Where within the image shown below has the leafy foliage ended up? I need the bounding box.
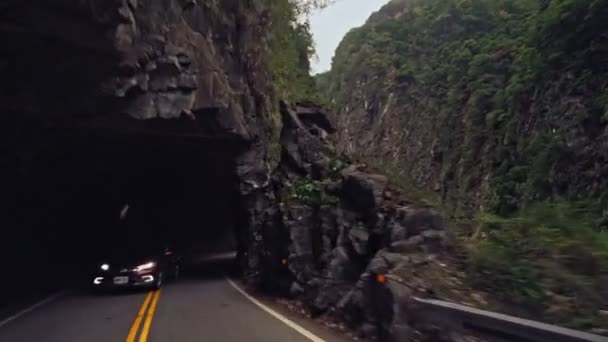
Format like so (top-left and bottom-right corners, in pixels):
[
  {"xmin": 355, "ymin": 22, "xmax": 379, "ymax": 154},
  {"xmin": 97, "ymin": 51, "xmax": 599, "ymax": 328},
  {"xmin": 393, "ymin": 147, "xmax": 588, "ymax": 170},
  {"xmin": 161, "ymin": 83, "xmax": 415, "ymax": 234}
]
[
  {"xmin": 467, "ymin": 202, "xmax": 608, "ymax": 327},
  {"xmin": 267, "ymin": 0, "xmax": 333, "ymax": 102},
  {"xmin": 288, "ymin": 178, "xmax": 338, "ymax": 206}
]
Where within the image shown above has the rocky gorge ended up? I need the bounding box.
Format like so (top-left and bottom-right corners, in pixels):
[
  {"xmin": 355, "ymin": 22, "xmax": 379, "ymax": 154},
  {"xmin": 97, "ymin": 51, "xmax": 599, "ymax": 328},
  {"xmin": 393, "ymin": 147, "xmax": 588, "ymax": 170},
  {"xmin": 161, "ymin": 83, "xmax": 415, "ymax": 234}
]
[
  {"xmin": 2, "ymin": 0, "xmax": 607, "ymax": 341},
  {"xmin": 0, "ymin": 0, "xmax": 469, "ymax": 340}
]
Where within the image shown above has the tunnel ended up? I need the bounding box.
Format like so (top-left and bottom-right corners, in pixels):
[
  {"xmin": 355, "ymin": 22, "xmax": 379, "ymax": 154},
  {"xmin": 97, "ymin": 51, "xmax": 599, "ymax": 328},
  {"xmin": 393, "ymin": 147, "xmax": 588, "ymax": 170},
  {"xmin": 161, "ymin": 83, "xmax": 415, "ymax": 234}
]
[
  {"xmin": 1, "ymin": 114, "xmax": 250, "ymax": 296},
  {"xmin": 0, "ymin": 1, "xmax": 282, "ymax": 302}
]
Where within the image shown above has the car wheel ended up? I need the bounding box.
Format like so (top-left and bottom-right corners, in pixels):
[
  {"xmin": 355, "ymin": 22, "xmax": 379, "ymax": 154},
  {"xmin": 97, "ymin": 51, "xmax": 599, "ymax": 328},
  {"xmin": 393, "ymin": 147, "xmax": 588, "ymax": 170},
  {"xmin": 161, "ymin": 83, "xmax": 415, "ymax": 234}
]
[{"xmin": 154, "ymin": 272, "xmax": 163, "ymax": 289}]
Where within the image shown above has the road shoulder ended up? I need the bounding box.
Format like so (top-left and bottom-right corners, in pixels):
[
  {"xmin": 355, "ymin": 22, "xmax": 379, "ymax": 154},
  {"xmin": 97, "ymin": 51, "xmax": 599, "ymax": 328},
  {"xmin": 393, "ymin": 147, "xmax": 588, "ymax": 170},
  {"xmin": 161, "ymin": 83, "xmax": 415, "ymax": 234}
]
[{"xmin": 229, "ymin": 278, "xmax": 357, "ymax": 342}]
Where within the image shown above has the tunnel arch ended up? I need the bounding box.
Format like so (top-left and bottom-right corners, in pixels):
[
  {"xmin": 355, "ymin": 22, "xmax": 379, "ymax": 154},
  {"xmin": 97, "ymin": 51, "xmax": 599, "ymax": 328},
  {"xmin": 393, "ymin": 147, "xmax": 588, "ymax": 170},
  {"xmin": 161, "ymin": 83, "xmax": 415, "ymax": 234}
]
[
  {"xmin": 0, "ymin": 0, "xmax": 279, "ymax": 296},
  {"xmin": 11, "ymin": 116, "xmax": 252, "ymax": 285}
]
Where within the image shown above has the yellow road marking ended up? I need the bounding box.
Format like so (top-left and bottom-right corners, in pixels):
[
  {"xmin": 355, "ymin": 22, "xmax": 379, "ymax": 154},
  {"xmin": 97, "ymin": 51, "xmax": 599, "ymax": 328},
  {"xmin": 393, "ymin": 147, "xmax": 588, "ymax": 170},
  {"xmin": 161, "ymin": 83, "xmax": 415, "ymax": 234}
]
[
  {"xmin": 126, "ymin": 291, "xmax": 153, "ymax": 342},
  {"xmin": 138, "ymin": 290, "xmax": 161, "ymax": 342}
]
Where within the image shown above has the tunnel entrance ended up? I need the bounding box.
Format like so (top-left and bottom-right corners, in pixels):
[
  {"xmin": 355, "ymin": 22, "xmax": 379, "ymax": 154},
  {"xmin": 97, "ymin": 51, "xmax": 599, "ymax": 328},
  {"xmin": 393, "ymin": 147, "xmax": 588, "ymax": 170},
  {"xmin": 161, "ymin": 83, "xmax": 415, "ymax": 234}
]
[{"xmin": 5, "ymin": 117, "xmax": 248, "ymax": 293}]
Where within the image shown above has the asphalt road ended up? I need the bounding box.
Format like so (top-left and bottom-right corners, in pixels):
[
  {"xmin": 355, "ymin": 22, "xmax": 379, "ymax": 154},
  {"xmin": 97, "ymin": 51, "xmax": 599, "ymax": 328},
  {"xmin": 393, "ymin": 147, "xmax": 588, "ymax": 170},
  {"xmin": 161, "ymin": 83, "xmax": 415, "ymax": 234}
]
[{"xmin": 0, "ymin": 255, "xmax": 349, "ymax": 342}]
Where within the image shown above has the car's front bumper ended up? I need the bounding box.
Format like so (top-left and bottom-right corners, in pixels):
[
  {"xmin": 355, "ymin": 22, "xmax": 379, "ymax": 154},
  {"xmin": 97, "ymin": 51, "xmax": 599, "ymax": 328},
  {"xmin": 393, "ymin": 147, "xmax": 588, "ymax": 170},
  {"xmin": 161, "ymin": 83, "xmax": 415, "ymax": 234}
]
[{"xmin": 92, "ymin": 272, "xmax": 157, "ymax": 288}]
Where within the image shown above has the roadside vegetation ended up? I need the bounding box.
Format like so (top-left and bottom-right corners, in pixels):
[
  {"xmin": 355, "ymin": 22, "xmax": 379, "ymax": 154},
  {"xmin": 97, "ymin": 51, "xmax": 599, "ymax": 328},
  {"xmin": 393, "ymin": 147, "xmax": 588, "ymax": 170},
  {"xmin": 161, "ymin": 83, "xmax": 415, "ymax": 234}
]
[
  {"xmin": 465, "ymin": 202, "xmax": 608, "ymax": 330},
  {"xmin": 264, "ymin": 0, "xmax": 334, "ymax": 163},
  {"xmin": 267, "ymin": 0, "xmax": 334, "ymax": 103}
]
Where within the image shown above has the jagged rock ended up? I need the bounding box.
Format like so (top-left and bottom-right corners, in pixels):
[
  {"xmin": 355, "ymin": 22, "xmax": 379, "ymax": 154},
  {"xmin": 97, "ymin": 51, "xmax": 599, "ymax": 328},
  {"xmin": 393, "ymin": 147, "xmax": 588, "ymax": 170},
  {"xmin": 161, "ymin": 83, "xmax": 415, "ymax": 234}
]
[
  {"xmin": 319, "ymin": 205, "xmax": 338, "ymax": 261},
  {"xmin": 290, "ymin": 282, "xmax": 305, "ymax": 296},
  {"xmin": 389, "ymin": 324, "xmax": 412, "ymax": 341},
  {"xmin": 312, "ymin": 285, "xmax": 347, "ymax": 314},
  {"xmin": 311, "ymin": 156, "xmax": 332, "ymax": 180},
  {"xmin": 349, "ymin": 224, "xmax": 370, "ymax": 256},
  {"xmin": 279, "ymin": 100, "xmax": 331, "ymax": 176},
  {"xmin": 379, "ymin": 281, "xmax": 415, "ymax": 339},
  {"xmin": 396, "ymin": 207, "xmax": 447, "ymax": 236},
  {"xmin": 421, "ymin": 229, "xmax": 445, "ymax": 239},
  {"xmin": 272, "ymin": 102, "xmax": 453, "ymax": 340},
  {"xmin": 341, "ymin": 169, "xmax": 388, "ymax": 220},
  {"xmin": 295, "ymin": 102, "xmax": 336, "ymax": 133},
  {"xmin": 286, "ymin": 206, "xmax": 316, "ymax": 281},
  {"xmin": 383, "ymin": 252, "xmax": 410, "ymax": 268},
  {"xmin": 326, "ymin": 180, "xmax": 343, "ymax": 195},
  {"xmin": 360, "ymin": 323, "xmax": 379, "ymax": 340},
  {"xmin": 388, "ymin": 220, "xmax": 408, "ymax": 242},
  {"xmin": 368, "ymin": 254, "xmax": 389, "ymax": 275},
  {"xmin": 389, "ymin": 235, "xmax": 425, "ymax": 253},
  {"xmin": 306, "ymin": 278, "xmax": 324, "ymax": 288},
  {"xmin": 327, "ymin": 246, "xmax": 358, "ymax": 282}
]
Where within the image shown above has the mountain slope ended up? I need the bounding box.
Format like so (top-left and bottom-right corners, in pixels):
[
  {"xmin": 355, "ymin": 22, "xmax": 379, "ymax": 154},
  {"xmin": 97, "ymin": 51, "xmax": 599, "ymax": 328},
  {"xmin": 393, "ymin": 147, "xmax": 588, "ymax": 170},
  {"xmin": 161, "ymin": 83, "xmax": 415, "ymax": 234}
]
[{"xmin": 319, "ymin": 0, "xmax": 608, "ymax": 217}]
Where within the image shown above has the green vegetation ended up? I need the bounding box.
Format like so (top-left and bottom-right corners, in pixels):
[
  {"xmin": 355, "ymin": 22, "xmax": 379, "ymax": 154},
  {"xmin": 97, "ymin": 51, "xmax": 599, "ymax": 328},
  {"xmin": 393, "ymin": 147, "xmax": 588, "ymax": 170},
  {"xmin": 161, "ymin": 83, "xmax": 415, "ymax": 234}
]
[
  {"xmin": 287, "ymin": 158, "xmax": 344, "ymax": 206},
  {"xmin": 317, "ymin": 0, "xmax": 608, "ymax": 329},
  {"xmin": 288, "ymin": 178, "xmax": 338, "ymax": 206},
  {"xmin": 467, "ymin": 202, "xmax": 608, "ymax": 328},
  {"xmin": 267, "ymin": 0, "xmax": 333, "ymax": 102},
  {"xmin": 264, "ymin": 0, "xmax": 333, "ymax": 164},
  {"xmin": 318, "ymin": 0, "xmax": 608, "ymax": 214}
]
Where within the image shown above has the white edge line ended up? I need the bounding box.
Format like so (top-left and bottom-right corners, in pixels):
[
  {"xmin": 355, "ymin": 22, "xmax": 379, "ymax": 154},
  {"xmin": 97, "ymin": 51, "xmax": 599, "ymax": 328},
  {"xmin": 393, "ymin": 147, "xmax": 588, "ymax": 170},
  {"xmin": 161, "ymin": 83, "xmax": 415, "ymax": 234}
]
[
  {"xmin": 0, "ymin": 291, "xmax": 65, "ymax": 328},
  {"xmin": 225, "ymin": 277, "xmax": 325, "ymax": 342}
]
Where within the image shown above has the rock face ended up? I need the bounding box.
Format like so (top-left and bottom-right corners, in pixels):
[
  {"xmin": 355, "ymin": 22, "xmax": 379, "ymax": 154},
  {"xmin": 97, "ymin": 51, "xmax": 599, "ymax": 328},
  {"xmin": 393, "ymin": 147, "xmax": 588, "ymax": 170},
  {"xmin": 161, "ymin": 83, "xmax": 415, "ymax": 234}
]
[
  {"xmin": 1, "ymin": 0, "xmax": 273, "ymax": 162},
  {"xmin": 270, "ymin": 102, "xmax": 452, "ymax": 340}
]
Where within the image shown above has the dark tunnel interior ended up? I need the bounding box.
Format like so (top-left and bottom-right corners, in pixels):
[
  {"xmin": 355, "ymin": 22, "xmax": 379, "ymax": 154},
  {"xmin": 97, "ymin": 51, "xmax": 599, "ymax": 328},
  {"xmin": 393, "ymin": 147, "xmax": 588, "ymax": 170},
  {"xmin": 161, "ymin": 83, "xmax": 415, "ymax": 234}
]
[
  {"xmin": 2, "ymin": 126, "xmax": 246, "ymax": 295},
  {"xmin": 0, "ymin": 5, "xmax": 253, "ymax": 303}
]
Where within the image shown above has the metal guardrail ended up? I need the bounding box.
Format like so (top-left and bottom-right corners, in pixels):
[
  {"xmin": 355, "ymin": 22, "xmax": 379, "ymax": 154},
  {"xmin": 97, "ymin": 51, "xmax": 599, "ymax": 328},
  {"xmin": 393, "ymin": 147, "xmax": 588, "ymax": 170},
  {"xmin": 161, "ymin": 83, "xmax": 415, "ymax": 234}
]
[
  {"xmin": 377, "ymin": 274, "xmax": 607, "ymax": 342},
  {"xmin": 413, "ymin": 297, "xmax": 607, "ymax": 342}
]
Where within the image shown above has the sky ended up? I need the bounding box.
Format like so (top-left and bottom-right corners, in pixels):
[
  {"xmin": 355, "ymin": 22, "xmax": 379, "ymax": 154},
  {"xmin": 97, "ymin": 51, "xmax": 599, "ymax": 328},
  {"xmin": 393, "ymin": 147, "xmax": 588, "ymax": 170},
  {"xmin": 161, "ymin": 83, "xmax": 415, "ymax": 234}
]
[{"xmin": 309, "ymin": 0, "xmax": 391, "ymax": 74}]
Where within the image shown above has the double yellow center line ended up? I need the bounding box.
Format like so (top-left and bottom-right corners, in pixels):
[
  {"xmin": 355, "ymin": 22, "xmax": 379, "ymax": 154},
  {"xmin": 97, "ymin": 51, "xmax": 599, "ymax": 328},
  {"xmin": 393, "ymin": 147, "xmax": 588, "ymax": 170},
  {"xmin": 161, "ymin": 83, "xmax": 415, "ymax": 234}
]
[{"xmin": 126, "ymin": 290, "xmax": 161, "ymax": 342}]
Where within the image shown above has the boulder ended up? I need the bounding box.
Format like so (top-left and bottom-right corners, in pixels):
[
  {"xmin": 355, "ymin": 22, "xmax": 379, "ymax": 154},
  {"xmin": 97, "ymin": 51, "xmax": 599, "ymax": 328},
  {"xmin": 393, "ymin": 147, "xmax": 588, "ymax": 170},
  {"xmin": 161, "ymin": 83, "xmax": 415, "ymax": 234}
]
[
  {"xmin": 380, "ymin": 251, "xmax": 410, "ymax": 268},
  {"xmin": 311, "ymin": 285, "xmax": 347, "ymax": 314},
  {"xmin": 421, "ymin": 230, "xmax": 448, "ymax": 253},
  {"xmin": 349, "ymin": 224, "xmax": 370, "ymax": 256},
  {"xmin": 388, "ymin": 220, "xmax": 408, "ymax": 242},
  {"xmin": 295, "ymin": 102, "xmax": 336, "ymax": 133},
  {"xmin": 396, "ymin": 207, "xmax": 448, "ymax": 237},
  {"xmin": 389, "ymin": 235, "xmax": 424, "ymax": 253},
  {"xmin": 367, "ymin": 253, "xmax": 389, "ymax": 275},
  {"xmin": 341, "ymin": 169, "xmax": 388, "ymax": 219},
  {"xmin": 311, "ymin": 156, "xmax": 332, "ymax": 180},
  {"xmin": 290, "ymin": 282, "xmax": 305, "ymax": 296},
  {"xmin": 286, "ymin": 206, "xmax": 316, "ymax": 281},
  {"xmin": 327, "ymin": 246, "xmax": 357, "ymax": 281},
  {"xmin": 360, "ymin": 323, "xmax": 379, "ymax": 340}
]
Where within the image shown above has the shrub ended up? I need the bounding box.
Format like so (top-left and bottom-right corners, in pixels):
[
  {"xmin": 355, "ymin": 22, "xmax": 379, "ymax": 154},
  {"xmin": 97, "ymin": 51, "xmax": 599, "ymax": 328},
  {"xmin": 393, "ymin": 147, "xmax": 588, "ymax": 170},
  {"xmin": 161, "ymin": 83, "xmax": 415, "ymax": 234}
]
[
  {"xmin": 289, "ymin": 179, "xmax": 337, "ymax": 206},
  {"xmin": 467, "ymin": 202, "xmax": 608, "ymax": 323}
]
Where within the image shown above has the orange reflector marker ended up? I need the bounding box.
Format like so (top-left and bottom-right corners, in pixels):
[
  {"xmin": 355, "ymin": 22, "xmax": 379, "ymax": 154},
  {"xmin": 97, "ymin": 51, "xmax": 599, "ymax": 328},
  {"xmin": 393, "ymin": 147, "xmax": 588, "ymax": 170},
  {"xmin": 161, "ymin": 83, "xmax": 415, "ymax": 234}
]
[
  {"xmin": 281, "ymin": 259, "xmax": 288, "ymax": 265},
  {"xmin": 376, "ymin": 274, "xmax": 386, "ymax": 284}
]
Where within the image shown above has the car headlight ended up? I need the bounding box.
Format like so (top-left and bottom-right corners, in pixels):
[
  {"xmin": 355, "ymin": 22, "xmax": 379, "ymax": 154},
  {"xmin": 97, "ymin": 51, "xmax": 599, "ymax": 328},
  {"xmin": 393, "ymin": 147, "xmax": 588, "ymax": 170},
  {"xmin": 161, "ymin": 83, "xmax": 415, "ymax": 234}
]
[
  {"xmin": 100, "ymin": 264, "xmax": 110, "ymax": 271},
  {"xmin": 134, "ymin": 261, "xmax": 156, "ymax": 273}
]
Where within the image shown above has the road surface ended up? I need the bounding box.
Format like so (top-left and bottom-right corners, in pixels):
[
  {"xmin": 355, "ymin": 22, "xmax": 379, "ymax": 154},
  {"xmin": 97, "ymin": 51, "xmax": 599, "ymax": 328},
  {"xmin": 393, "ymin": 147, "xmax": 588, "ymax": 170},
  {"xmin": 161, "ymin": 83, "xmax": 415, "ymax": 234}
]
[{"xmin": 0, "ymin": 255, "xmax": 349, "ymax": 342}]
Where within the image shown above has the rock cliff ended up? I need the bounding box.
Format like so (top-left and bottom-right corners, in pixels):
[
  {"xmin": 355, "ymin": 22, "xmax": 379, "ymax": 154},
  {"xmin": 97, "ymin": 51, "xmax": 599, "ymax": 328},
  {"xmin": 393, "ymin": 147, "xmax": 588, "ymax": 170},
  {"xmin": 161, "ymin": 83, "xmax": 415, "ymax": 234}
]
[
  {"xmin": 269, "ymin": 102, "xmax": 456, "ymax": 340},
  {"xmin": 318, "ymin": 0, "xmax": 608, "ymax": 217}
]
